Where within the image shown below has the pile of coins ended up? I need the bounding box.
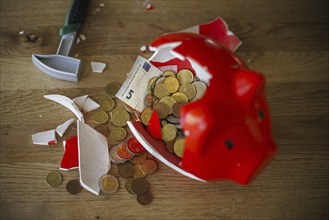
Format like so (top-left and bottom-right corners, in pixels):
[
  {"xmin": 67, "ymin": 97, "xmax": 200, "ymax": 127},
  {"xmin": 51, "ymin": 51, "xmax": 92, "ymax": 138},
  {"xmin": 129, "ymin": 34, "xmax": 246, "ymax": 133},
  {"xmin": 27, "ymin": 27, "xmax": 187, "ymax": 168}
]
[{"xmin": 140, "ymin": 69, "xmax": 207, "ymax": 158}]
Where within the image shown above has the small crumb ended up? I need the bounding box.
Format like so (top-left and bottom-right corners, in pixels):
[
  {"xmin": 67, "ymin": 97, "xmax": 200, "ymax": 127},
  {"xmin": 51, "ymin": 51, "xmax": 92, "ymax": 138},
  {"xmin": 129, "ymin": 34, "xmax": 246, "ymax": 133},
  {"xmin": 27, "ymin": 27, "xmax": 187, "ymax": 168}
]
[
  {"xmin": 19, "ymin": 30, "xmax": 24, "ymax": 35},
  {"xmin": 143, "ymin": 1, "xmax": 154, "ymax": 10},
  {"xmin": 100, "ymin": 3, "xmax": 105, "ymax": 7},
  {"xmin": 79, "ymin": 34, "xmax": 87, "ymax": 41},
  {"xmin": 76, "ymin": 37, "xmax": 81, "ymax": 44},
  {"xmin": 140, "ymin": 45, "xmax": 149, "ymax": 53},
  {"xmin": 91, "ymin": 61, "xmax": 106, "ymax": 73},
  {"xmin": 96, "ymin": 8, "xmax": 101, "ymax": 12},
  {"xmin": 74, "ymin": 53, "xmax": 82, "ymax": 58},
  {"xmin": 25, "ymin": 33, "xmax": 39, "ymax": 42}
]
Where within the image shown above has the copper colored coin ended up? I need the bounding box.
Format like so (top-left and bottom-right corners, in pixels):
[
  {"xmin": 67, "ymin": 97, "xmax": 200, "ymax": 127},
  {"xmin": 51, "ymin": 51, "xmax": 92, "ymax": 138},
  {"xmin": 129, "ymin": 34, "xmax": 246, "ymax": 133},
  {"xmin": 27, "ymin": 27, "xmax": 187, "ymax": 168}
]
[
  {"xmin": 166, "ymin": 141, "xmax": 175, "ymax": 153},
  {"xmin": 117, "ymin": 162, "xmax": 134, "ymax": 179},
  {"xmin": 144, "ymin": 93, "xmax": 154, "ymax": 107},
  {"xmin": 131, "ymin": 179, "xmax": 148, "ymax": 195},
  {"xmin": 141, "ymin": 159, "xmax": 157, "ymax": 175},
  {"xmin": 137, "ymin": 191, "xmax": 153, "ymax": 205},
  {"xmin": 94, "ymin": 124, "xmax": 108, "ymax": 137},
  {"xmin": 66, "ymin": 179, "xmax": 82, "ymax": 194},
  {"xmin": 130, "ymin": 152, "xmax": 148, "ymax": 164}
]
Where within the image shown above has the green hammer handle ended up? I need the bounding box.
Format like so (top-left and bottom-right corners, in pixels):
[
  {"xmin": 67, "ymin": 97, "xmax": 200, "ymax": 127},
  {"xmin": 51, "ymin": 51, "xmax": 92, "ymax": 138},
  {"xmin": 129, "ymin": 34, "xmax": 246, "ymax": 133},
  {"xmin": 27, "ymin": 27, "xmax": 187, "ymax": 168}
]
[{"xmin": 60, "ymin": 0, "xmax": 89, "ymax": 37}]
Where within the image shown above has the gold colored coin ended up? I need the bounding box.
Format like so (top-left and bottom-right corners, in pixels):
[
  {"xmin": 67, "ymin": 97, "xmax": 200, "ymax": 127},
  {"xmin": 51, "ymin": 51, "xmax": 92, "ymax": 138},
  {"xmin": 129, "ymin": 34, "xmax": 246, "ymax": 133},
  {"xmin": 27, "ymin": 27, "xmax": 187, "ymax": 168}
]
[
  {"xmin": 100, "ymin": 174, "xmax": 119, "ymax": 194},
  {"xmin": 111, "ymin": 127, "xmax": 127, "ymax": 141},
  {"xmin": 94, "ymin": 109, "xmax": 109, "ymax": 125},
  {"xmin": 105, "ymin": 82, "xmax": 121, "ymax": 98},
  {"xmin": 174, "ymin": 138, "xmax": 185, "ymax": 158},
  {"xmin": 125, "ymin": 178, "xmax": 135, "ymax": 195},
  {"xmin": 191, "ymin": 81, "xmax": 207, "ymax": 101},
  {"xmin": 153, "ymin": 102, "xmax": 170, "ymax": 119},
  {"xmin": 134, "ymin": 164, "xmax": 147, "ymax": 179},
  {"xmin": 164, "ymin": 76, "xmax": 180, "ymax": 93},
  {"xmin": 161, "ymin": 120, "xmax": 168, "ymax": 126},
  {"xmin": 155, "ymin": 76, "xmax": 166, "ymax": 86},
  {"xmin": 154, "ymin": 84, "xmax": 169, "ymax": 99},
  {"xmin": 177, "ymin": 69, "xmax": 194, "ymax": 84},
  {"xmin": 46, "ymin": 171, "xmax": 62, "ymax": 187},
  {"xmin": 148, "ymin": 77, "xmax": 158, "ymax": 92},
  {"xmin": 161, "ymin": 124, "xmax": 177, "ymax": 142},
  {"xmin": 159, "ymin": 96, "xmax": 176, "ymax": 114},
  {"xmin": 171, "ymin": 92, "xmax": 188, "ymax": 104},
  {"xmin": 162, "ymin": 70, "xmax": 176, "ymax": 77},
  {"xmin": 141, "ymin": 107, "xmax": 153, "ymax": 126},
  {"xmin": 98, "ymin": 96, "xmax": 115, "ymax": 112},
  {"xmin": 111, "ymin": 108, "xmax": 130, "ymax": 127},
  {"xmin": 179, "ymin": 84, "xmax": 196, "ymax": 100}
]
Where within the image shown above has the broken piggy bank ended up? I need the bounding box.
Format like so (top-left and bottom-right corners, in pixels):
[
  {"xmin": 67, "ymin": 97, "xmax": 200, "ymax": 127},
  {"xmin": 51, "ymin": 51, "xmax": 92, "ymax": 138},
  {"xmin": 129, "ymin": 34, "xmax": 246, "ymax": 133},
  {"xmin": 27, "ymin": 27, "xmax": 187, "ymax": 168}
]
[{"xmin": 128, "ymin": 18, "xmax": 278, "ymax": 185}]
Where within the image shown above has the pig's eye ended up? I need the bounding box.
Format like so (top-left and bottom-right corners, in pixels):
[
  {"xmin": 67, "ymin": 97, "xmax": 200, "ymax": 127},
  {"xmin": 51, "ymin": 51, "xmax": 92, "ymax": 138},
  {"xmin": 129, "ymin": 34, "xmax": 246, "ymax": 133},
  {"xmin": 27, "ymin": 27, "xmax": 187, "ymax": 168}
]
[
  {"xmin": 258, "ymin": 109, "xmax": 265, "ymax": 121},
  {"xmin": 225, "ymin": 140, "xmax": 234, "ymax": 149}
]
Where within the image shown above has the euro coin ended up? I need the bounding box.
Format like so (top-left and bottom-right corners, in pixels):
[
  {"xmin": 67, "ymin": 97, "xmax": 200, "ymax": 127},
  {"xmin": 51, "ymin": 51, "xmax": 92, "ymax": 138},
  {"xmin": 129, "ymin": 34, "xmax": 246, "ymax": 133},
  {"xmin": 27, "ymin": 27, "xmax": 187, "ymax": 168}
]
[
  {"xmin": 191, "ymin": 81, "xmax": 207, "ymax": 101},
  {"xmin": 172, "ymin": 102, "xmax": 184, "ymax": 117},
  {"xmin": 141, "ymin": 159, "xmax": 157, "ymax": 175},
  {"xmin": 174, "ymin": 138, "xmax": 185, "ymax": 158},
  {"xmin": 161, "ymin": 124, "xmax": 177, "ymax": 142},
  {"xmin": 111, "ymin": 108, "xmax": 130, "ymax": 127},
  {"xmin": 111, "ymin": 127, "xmax": 127, "ymax": 141},
  {"xmin": 153, "ymin": 102, "xmax": 170, "ymax": 119},
  {"xmin": 130, "ymin": 152, "xmax": 148, "ymax": 164},
  {"xmin": 148, "ymin": 77, "xmax": 158, "ymax": 92},
  {"xmin": 66, "ymin": 179, "xmax": 82, "ymax": 194},
  {"xmin": 109, "ymin": 145, "xmax": 126, "ymax": 164},
  {"xmin": 126, "ymin": 137, "xmax": 146, "ymax": 155},
  {"xmin": 94, "ymin": 124, "xmax": 108, "ymax": 137},
  {"xmin": 137, "ymin": 191, "xmax": 153, "ymax": 205},
  {"xmin": 94, "ymin": 109, "xmax": 109, "ymax": 125},
  {"xmin": 105, "ymin": 82, "xmax": 121, "ymax": 98},
  {"xmin": 159, "ymin": 96, "xmax": 176, "ymax": 114},
  {"xmin": 100, "ymin": 174, "xmax": 119, "ymax": 194},
  {"xmin": 117, "ymin": 162, "xmax": 134, "ymax": 179},
  {"xmin": 144, "ymin": 93, "xmax": 154, "ymax": 107},
  {"xmin": 171, "ymin": 92, "xmax": 188, "ymax": 104},
  {"xmin": 166, "ymin": 115, "xmax": 180, "ymax": 124},
  {"xmin": 141, "ymin": 107, "xmax": 153, "ymax": 126},
  {"xmin": 98, "ymin": 96, "xmax": 115, "ymax": 112},
  {"xmin": 131, "ymin": 179, "xmax": 148, "ymax": 195},
  {"xmin": 155, "ymin": 76, "xmax": 166, "ymax": 86},
  {"xmin": 164, "ymin": 76, "xmax": 179, "ymax": 93},
  {"xmin": 166, "ymin": 141, "xmax": 175, "ymax": 153},
  {"xmin": 162, "ymin": 70, "xmax": 176, "ymax": 77},
  {"xmin": 125, "ymin": 178, "xmax": 135, "ymax": 195},
  {"xmin": 154, "ymin": 84, "xmax": 169, "ymax": 99},
  {"xmin": 134, "ymin": 164, "xmax": 147, "ymax": 179},
  {"xmin": 46, "ymin": 171, "xmax": 62, "ymax": 187},
  {"xmin": 179, "ymin": 84, "xmax": 196, "ymax": 100},
  {"xmin": 177, "ymin": 69, "xmax": 194, "ymax": 84},
  {"xmin": 116, "ymin": 143, "xmax": 134, "ymax": 160}
]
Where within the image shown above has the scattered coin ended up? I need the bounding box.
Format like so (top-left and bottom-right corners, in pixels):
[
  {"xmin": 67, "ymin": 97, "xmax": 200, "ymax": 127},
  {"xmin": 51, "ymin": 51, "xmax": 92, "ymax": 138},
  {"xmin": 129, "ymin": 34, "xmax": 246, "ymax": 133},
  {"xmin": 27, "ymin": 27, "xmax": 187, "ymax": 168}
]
[
  {"xmin": 46, "ymin": 171, "xmax": 62, "ymax": 187},
  {"xmin": 111, "ymin": 108, "xmax": 130, "ymax": 127},
  {"xmin": 144, "ymin": 93, "xmax": 154, "ymax": 107},
  {"xmin": 177, "ymin": 69, "xmax": 194, "ymax": 84},
  {"xmin": 66, "ymin": 179, "xmax": 82, "ymax": 194},
  {"xmin": 126, "ymin": 137, "xmax": 146, "ymax": 155},
  {"xmin": 141, "ymin": 159, "xmax": 158, "ymax": 175},
  {"xmin": 116, "ymin": 143, "xmax": 134, "ymax": 160},
  {"xmin": 161, "ymin": 124, "xmax": 177, "ymax": 142},
  {"xmin": 179, "ymin": 83, "xmax": 196, "ymax": 100},
  {"xmin": 134, "ymin": 164, "xmax": 147, "ymax": 179},
  {"xmin": 164, "ymin": 76, "xmax": 179, "ymax": 93},
  {"xmin": 155, "ymin": 76, "xmax": 166, "ymax": 86},
  {"xmin": 172, "ymin": 102, "xmax": 184, "ymax": 117},
  {"xmin": 174, "ymin": 138, "xmax": 185, "ymax": 158},
  {"xmin": 137, "ymin": 191, "xmax": 153, "ymax": 205},
  {"xmin": 153, "ymin": 102, "xmax": 170, "ymax": 119},
  {"xmin": 166, "ymin": 141, "xmax": 175, "ymax": 153},
  {"xmin": 125, "ymin": 179, "xmax": 135, "ymax": 195},
  {"xmin": 141, "ymin": 107, "xmax": 153, "ymax": 126},
  {"xmin": 131, "ymin": 179, "xmax": 148, "ymax": 195},
  {"xmin": 94, "ymin": 109, "xmax": 109, "ymax": 124},
  {"xmin": 105, "ymin": 82, "xmax": 121, "ymax": 98},
  {"xmin": 110, "ymin": 145, "xmax": 126, "ymax": 164},
  {"xmin": 147, "ymin": 77, "xmax": 158, "ymax": 92},
  {"xmin": 159, "ymin": 96, "xmax": 176, "ymax": 114},
  {"xmin": 98, "ymin": 96, "xmax": 115, "ymax": 112},
  {"xmin": 94, "ymin": 124, "xmax": 108, "ymax": 137},
  {"xmin": 111, "ymin": 127, "xmax": 127, "ymax": 141},
  {"xmin": 100, "ymin": 174, "xmax": 119, "ymax": 194},
  {"xmin": 117, "ymin": 162, "xmax": 135, "ymax": 179},
  {"xmin": 130, "ymin": 152, "xmax": 148, "ymax": 164},
  {"xmin": 166, "ymin": 115, "xmax": 180, "ymax": 124},
  {"xmin": 162, "ymin": 70, "xmax": 176, "ymax": 77}
]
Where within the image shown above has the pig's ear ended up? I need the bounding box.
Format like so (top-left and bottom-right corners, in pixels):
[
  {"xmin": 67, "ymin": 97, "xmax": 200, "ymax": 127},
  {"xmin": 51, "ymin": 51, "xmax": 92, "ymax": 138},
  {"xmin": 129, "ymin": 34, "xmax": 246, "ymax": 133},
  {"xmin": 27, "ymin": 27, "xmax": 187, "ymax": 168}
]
[{"xmin": 232, "ymin": 70, "xmax": 265, "ymax": 106}]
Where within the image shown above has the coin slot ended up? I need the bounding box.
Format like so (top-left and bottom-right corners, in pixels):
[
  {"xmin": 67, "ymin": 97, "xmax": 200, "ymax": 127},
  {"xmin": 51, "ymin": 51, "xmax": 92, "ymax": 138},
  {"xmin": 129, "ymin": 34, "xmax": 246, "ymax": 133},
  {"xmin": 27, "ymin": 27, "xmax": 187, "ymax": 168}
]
[{"xmin": 225, "ymin": 140, "xmax": 234, "ymax": 149}]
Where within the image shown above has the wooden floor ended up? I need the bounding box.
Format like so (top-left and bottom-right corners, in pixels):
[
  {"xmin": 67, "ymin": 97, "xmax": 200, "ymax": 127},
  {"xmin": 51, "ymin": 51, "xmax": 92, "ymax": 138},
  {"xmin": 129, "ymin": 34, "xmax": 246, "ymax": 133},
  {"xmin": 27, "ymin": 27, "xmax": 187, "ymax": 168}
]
[{"xmin": 1, "ymin": 0, "xmax": 328, "ymax": 219}]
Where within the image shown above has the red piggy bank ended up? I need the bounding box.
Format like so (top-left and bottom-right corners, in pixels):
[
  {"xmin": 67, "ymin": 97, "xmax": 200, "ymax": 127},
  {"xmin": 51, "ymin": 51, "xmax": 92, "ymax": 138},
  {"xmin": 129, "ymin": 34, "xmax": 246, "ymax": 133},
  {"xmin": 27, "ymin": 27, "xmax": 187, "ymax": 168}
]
[{"xmin": 128, "ymin": 18, "xmax": 277, "ymax": 185}]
